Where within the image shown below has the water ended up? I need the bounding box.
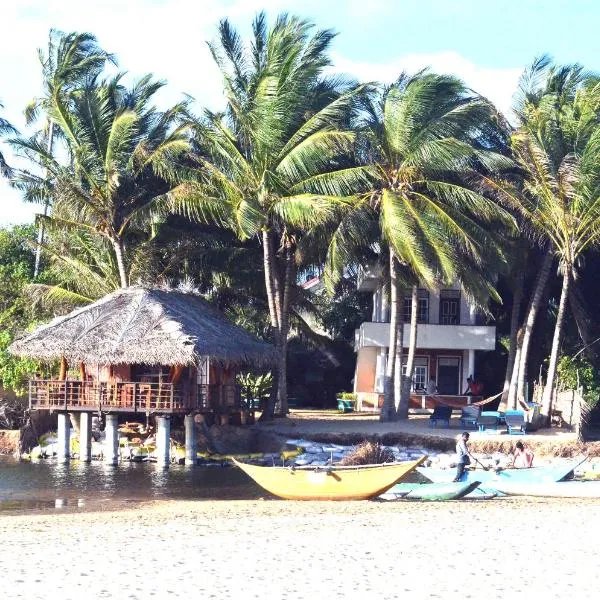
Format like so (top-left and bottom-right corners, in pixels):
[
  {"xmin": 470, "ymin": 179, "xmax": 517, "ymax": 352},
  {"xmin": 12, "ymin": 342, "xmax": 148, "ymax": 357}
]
[{"xmin": 0, "ymin": 456, "xmax": 265, "ymax": 513}]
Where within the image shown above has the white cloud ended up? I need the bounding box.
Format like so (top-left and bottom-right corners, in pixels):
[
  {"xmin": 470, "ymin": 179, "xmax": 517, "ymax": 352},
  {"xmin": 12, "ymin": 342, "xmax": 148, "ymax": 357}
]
[
  {"xmin": 0, "ymin": 0, "xmax": 301, "ymax": 225},
  {"xmin": 0, "ymin": 4, "xmax": 523, "ymax": 227},
  {"xmin": 332, "ymin": 50, "xmax": 523, "ymax": 118}
]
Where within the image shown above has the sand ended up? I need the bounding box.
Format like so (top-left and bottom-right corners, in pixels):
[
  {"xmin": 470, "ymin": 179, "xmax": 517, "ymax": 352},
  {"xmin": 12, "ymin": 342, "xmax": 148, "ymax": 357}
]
[{"xmin": 1, "ymin": 498, "xmax": 599, "ymax": 600}]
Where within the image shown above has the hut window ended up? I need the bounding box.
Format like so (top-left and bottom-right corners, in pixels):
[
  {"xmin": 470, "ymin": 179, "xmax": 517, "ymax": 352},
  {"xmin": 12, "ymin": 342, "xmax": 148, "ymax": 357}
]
[
  {"xmin": 131, "ymin": 364, "xmax": 171, "ymax": 383},
  {"xmin": 197, "ymin": 356, "xmax": 210, "ymax": 385}
]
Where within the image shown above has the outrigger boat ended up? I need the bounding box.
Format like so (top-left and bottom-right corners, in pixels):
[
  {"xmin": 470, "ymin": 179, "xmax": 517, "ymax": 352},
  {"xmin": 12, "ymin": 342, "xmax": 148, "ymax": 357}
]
[
  {"xmin": 232, "ymin": 456, "xmax": 427, "ymax": 500},
  {"xmin": 417, "ymin": 456, "xmax": 587, "ymax": 487},
  {"xmin": 380, "ymin": 480, "xmax": 481, "ymax": 501},
  {"xmin": 491, "ymin": 480, "xmax": 600, "ymax": 498}
]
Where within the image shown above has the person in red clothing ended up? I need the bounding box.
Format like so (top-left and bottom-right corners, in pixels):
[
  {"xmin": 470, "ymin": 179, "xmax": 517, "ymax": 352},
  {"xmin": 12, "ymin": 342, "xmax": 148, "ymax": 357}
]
[{"xmin": 511, "ymin": 441, "xmax": 534, "ymax": 468}]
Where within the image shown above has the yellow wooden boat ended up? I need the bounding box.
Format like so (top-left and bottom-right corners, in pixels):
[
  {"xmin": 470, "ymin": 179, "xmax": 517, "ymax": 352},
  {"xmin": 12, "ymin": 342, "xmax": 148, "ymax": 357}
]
[{"xmin": 232, "ymin": 456, "xmax": 427, "ymax": 500}]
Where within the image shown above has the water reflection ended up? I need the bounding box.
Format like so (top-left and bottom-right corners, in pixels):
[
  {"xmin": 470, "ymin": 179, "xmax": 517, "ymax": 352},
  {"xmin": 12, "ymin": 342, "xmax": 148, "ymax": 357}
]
[{"xmin": 0, "ymin": 456, "xmax": 266, "ymax": 513}]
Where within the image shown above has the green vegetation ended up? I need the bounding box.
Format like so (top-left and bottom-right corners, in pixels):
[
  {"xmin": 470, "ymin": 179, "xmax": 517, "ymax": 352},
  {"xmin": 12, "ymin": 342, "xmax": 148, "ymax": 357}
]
[
  {"xmin": 1, "ymin": 17, "xmax": 600, "ymax": 425},
  {"xmin": 557, "ymin": 356, "xmax": 600, "ymax": 407}
]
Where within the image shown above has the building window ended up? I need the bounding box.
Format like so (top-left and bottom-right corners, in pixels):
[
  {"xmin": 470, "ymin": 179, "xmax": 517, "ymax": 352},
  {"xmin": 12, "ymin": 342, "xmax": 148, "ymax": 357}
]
[
  {"xmin": 439, "ymin": 289, "xmax": 460, "ymax": 324},
  {"xmin": 402, "ymin": 357, "xmax": 428, "ymax": 392},
  {"xmin": 403, "ymin": 290, "xmax": 429, "ymax": 323}
]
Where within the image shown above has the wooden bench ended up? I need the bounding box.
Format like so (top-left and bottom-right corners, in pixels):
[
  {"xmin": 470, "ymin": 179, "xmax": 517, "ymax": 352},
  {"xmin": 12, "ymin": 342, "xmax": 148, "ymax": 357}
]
[
  {"xmin": 429, "ymin": 405, "xmax": 452, "ymax": 428},
  {"xmin": 505, "ymin": 410, "xmax": 526, "ymax": 434},
  {"xmin": 337, "ymin": 399, "xmax": 354, "ymax": 413},
  {"xmin": 477, "ymin": 411, "xmax": 501, "ymax": 432},
  {"xmin": 460, "ymin": 406, "xmax": 481, "ymax": 429}
]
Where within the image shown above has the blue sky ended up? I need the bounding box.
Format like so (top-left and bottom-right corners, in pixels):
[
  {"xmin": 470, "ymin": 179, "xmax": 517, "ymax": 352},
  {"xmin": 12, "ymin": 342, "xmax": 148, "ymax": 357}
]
[{"xmin": 0, "ymin": 0, "xmax": 598, "ymax": 226}]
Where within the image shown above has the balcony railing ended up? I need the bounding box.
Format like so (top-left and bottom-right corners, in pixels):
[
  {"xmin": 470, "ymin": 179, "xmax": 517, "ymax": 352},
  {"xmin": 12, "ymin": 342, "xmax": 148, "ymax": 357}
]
[
  {"xmin": 355, "ymin": 322, "xmax": 496, "ymax": 351},
  {"xmin": 29, "ymin": 380, "xmax": 242, "ymax": 414}
]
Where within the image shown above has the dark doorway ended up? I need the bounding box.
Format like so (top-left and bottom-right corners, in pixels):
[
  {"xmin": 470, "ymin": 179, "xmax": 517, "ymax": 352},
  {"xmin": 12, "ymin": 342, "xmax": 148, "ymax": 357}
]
[{"xmin": 437, "ymin": 357, "xmax": 460, "ymax": 394}]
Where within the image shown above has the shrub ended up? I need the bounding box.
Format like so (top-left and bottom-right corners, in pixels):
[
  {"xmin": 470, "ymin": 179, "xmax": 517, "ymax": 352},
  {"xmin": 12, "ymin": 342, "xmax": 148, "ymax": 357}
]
[
  {"xmin": 339, "ymin": 440, "xmax": 394, "ymax": 465},
  {"xmin": 0, "ymin": 396, "xmax": 29, "ymax": 429}
]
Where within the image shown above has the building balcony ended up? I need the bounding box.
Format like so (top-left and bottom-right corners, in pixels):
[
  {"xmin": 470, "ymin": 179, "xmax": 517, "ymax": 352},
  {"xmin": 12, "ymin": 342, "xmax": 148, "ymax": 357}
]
[
  {"xmin": 356, "ymin": 264, "xmax": 383, "ymax": 291},
  {"xmin": 355, "ymin": 321, "xmax": 496, "ymax": 351},
  {"xmin": 28, "ymin": 380, "xmax": 243, "ymax": 414}
]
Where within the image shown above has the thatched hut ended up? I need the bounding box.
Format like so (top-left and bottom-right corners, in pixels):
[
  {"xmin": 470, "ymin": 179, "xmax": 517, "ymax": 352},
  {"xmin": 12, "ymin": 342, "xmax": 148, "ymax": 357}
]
[
  {"xmin": 10, "ymin": 286, "xmax": 275, "ymax": 418},
  {"xmin": 9, "ymin": 287, "xmax": 276, "ymax": 465}
]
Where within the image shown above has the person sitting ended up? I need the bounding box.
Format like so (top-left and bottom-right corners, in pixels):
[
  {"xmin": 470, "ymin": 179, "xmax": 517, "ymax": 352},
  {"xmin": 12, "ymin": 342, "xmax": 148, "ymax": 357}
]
[
  {"xmin": 463, "ymin": 376, "xmax": 474, "ymax": 395},
  {"xmin": 511, "ymin": 441, "xmax": 534, "ymax": 469},
  {"xmin": 463, "ymin": 375, "xmax": 483, "ymax": 396},
  {"xmin": 426, "ymin": 377, "xmax": 438, "ymax": 395},
  {"xmin": 470, "ymin": 380, "xmax": 484, "ymax": 396}
]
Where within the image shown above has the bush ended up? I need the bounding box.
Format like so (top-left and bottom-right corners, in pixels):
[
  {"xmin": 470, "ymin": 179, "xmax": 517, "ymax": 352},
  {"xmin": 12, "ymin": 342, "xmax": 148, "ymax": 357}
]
[
  {"xmin": 557, "ymin": 355, "xmax": 600, "ymax": 407},
  {"xmin": 339, "ymin": 440, "xmax": 394, "ymax": 465},
  {"xmin": 336, "ymin": 392, "xmax": 357, "ymax": 401},
  {"xmin": 0, "ymin": 396, "xmax": 29, "ymax": 429}
]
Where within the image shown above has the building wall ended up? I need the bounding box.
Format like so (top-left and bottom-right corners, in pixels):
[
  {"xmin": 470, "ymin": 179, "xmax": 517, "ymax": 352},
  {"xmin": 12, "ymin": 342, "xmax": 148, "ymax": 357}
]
[
  {"xmin": 359, "ymin": 347, "xmax": 468, "ymax": 395},
  {"xmin": 371, "ymin": 281, "xmax": 476, "ymax": 325},
  {"xmin": 354, "ymin": 347, "xmax": 377, "ymax": 393}
]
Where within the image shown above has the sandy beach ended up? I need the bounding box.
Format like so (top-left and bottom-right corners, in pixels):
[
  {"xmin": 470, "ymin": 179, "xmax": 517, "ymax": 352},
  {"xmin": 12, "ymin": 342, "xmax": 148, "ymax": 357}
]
[{"xmin": 1, "ymin": 498, "xmax": 599, "ymax": 600}]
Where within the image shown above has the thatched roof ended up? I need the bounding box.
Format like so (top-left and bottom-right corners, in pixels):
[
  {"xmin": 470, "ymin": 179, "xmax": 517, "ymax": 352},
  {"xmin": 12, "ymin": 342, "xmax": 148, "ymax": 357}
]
[{"xmin": 9, "ymin": 286, "xmax": 276, "ymax": 367}]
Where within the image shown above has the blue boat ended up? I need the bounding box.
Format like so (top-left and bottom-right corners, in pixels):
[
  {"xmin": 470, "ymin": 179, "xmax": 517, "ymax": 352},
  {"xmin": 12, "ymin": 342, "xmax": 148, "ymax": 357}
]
[
  {"xmin": 418, "ymin": 456, "xmax": 587, "ymax": 490},
  {"xmin": 380, "ymin": 480, "xmax": 481, "ymax": 501}
]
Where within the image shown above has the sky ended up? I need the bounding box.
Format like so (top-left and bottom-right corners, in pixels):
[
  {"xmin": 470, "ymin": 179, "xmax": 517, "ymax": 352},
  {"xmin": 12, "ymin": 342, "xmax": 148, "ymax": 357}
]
[{"xmin": 1, "ymin": 0, "xmax": 599, "ymax": 226}]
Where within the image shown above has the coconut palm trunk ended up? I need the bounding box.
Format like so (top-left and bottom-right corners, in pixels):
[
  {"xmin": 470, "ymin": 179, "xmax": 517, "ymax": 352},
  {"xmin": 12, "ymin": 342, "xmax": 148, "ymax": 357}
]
[
  {"xmin": 111, "ymin": 238, "xmax": 129, "ymax": 289},
  {"xmin": 381, "ymin": 248, "xmax": 399, "ymax": 422},
  {"xmin": 499, "ymin": 269, "xmax": 525, "ymax": 410},
  {"xmin": 541, "ymin": 269, "xmax": 571, "ymax": 420},
  {"xmin": 393, "ymin": 303, "xmax": 406, "ymax": 417},
  {"xmin": 260, "ymin": 230, "xmax": 283, "ymax": 421},
  {"xmin": 276, "ymin": 243, "xmax": 294, "ymax": 416},
  {"xmin": 262, "ymin": 230, "xmax": 280, "ymax": 331},
  {"xmin": 33, "ymin": 122, "xmax": 55, "ymax": 278},
  {"xmin": 507, "ymin": 332, "xmax": 523, "ymax": 410},
  {"xmin": 399, "ymin": 285, "xmax": 418, "ymax": 418},
  {"xmin": 509, "ymin": 251, "xmax": 553, "ymax": 408}
]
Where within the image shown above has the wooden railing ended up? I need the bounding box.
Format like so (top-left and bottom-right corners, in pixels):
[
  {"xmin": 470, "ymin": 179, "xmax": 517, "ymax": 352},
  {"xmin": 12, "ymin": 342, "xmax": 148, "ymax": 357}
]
[
  {"xmin": 29, "ymin": 380, "xmax": 242, "ymax": 414},
  {"xmin": 197, "ymin": 384, "xmax": 241, "ymax": 412}
]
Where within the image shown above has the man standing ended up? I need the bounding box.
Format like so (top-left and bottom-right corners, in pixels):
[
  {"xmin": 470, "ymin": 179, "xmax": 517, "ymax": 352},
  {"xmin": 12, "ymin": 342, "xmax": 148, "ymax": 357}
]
[{"xmin": 453, "ymin": 432, "xmax": 471, "ymax": 482}]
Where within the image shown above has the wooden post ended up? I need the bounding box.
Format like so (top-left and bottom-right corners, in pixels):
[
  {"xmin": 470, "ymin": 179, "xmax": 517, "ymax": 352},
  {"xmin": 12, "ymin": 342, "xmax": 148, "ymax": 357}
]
[{"xmin": 59, "ymin": 357, "xmax": 68, "ymax": 380}]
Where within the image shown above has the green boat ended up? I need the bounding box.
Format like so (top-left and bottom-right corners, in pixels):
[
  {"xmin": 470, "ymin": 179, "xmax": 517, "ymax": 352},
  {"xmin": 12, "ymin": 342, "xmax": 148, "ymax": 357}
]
[{"xmin": 380, "ymin": 480, "xmax": 481, "ymax": 501}]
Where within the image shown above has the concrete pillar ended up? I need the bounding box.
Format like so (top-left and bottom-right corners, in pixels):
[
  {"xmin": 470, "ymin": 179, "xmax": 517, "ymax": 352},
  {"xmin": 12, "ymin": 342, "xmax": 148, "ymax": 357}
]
[
  {"xmin": 57, "ymin": 412, "xmax": 71, "ymax": 463},
  {"xmin": 156, "ymin": 416, "xmax": 171, "ymax": 467},
  {"xmin": 469, "ymin": 303, "xmax": 477, "ymax": 325},
  {"xmin": 104, "ymin": 414, "xmax": 119, "ymax": 466},
  {"xmin": 79, "ymin": 412, "xmax": 92, "ymax": 462},
  {"xmin": 468, "ymin": 349, "xmax": 476, "ymax": 381},
  {"xmin": 184, "ymin": 414, "xmax": 197, "ymax": 466}
]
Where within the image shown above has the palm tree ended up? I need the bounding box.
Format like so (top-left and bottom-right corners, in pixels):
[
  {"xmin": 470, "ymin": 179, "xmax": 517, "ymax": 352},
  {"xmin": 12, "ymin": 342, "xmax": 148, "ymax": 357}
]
[
  {"xmin": 0, "ymin": 100, "xmax": 17, "ymax": 177},
  {"xmin": 24, "ymin": 29, "xmax": 115, "ymax": 276},
  {"xmin": 182, "ymin": 13, "xmax": 369, "ymax": 417},
  {"xmin": 502, "ymin": 74, "xmax": 600, "ymax": 420},
  {"xmin": 324, "ymin": 73, "xmax": 514, "ymax": 421},
  {"xmin": 12, "ymin": 75, "xmax": 191, "ymax": 289},
  {"xmin": 496, "ymin": 57, "xmax": 600, "ymax": 411}
]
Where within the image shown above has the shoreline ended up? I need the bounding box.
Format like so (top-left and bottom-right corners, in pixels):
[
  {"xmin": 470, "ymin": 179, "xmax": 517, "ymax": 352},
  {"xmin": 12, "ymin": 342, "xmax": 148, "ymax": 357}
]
[{"xmin": 1, "ymin": 497, "xmax": 600, "ymax": 599}]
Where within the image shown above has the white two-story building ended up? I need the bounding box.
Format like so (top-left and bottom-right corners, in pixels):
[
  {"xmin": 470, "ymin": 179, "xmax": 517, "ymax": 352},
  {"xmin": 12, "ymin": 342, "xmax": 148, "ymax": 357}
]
[{"xmin": 353, "ymin": 266, "xmax": 496, "ymax": 409}]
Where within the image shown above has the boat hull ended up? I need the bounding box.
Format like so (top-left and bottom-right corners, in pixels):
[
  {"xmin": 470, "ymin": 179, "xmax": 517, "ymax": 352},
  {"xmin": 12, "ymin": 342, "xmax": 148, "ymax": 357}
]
[
  {"xmin": 418, "ymin": 457, "xmax": 587, "ymax": 486},
  {"xmin": 381, "ymin": 480, "xmax": 481, "ymax": 501},
  {"xmin": 492, "ymin": 481, "xmax": 600, "ymax": 498},
  {"xmin": 232, "ymin": 457, "xmax": 427, "ymax": 501}
]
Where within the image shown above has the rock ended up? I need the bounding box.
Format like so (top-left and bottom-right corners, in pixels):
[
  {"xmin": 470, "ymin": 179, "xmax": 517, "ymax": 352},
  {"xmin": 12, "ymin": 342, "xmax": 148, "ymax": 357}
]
[
  {"xmin": 293, "ymin": 440, "xmax": 316, "ymax": 449},
  {"xmin": 305, "ymin": 446, "xmax": 323, "ymax": 454}
]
